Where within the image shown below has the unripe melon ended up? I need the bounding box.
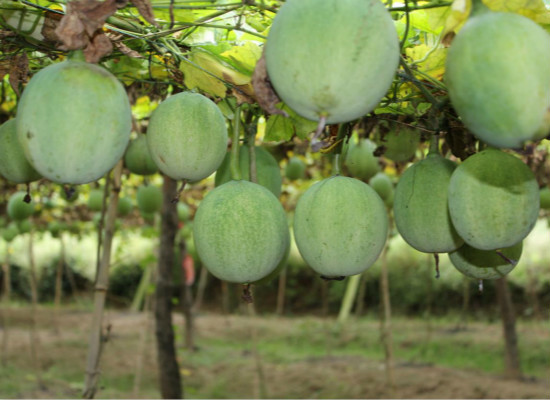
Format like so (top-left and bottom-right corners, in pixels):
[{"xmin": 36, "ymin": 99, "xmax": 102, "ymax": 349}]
[
  {"xmin": 449, "ymin": 242, "xmax": 522, "ymax": 280},
  {"xmin": 285, "ymin": 157, "xmax": 307, "ymax": 180},
  {"xmin": 445, "ymin": 11, "xmax": 550, "ymax": 148},
  {"xmin": 60, "ymin": 186, "xmax": 79, "ymax": 203},
  {"xmin": 0, "ymin": 119, "xmax": 41, "ymax": 183},
  {"xmin": 345, "ymin": 139, "xmax": 380, "ymax": 181},
  {"xmin": 88, "ymin": 190, "xmax": 104, "ymax": 212},
  {"xmin": 265, "ymin": 0, "xmax": 399, "ymax": 124},
  {"xmin": 2, "ymin": 223, "xmax": 19, "ymax": 242},
  {"xmin": 16, "ymin": 56, "xmax": 132, "ymax": 184},
  {"xmin": 369, "ymin": 172, "xmax": 393, "ymax": 202},
  {"xmin": 124, "ymin": 134, "xmax": 158, "ymax": 176},
  {"xmin": 540, "ymin": 187, "xmax": 550, "ymax": 210},
  {"xmin": 147, "ymin": 92, "xmax": 228, "ymax": 181},
  {"xmin": 215, "ymin": 145, "xmax": 282, "ymax": 197},
  {"xmin": 48, "ymin": 221, "xmax": 65, "ymax": 239},
  {"xmin": 293, "ymin": 176, "xmax": 388, "ymax": 277},
  {"xmin": 373, "ymin": 128, "xmax": 421, "ymax": 162},
  {"xmin": 394, "ymin": 153, "xmax": 464, "ymax": 253},
  {"xmin": 137, "ymin": 185, "xmax": 162, "ymax": 214},
  {"xmin": 17, "ymin": 219, "xmax": 32, "ymax": 234},
  {"xmin": 448, "ymin": 148, "xmax": 539, "ymax": 250},
  {"xmin": 117, "ymin": 197, "xmax": 133, "ymax": 217},
  {"xmin": 193, "ymin": 180, "xmax": 289, "ymax": 284},
  {"xmin": 7, "ymin": 192, "xmax": 34, "ymax": 221}
]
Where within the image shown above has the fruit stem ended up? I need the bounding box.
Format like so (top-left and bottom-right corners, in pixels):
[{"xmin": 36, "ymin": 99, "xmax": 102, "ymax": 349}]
[
  {"xmin": 247, "ymin": 118, "xmax": 258, "ymax": 184},
  {"xmin": 428, "ymin": 134, "xmax": 440, "ymax": 155},
  {"xmin": 332, "ymin": 123, "xmax": 348, "ymax": 175},
  {"xmin": 230, "ymin": 105, "xmax": 242, "ymax": 181},
  {"xmin": 68, "ymin": 50, "xmax": 86, "ymax": 62}
]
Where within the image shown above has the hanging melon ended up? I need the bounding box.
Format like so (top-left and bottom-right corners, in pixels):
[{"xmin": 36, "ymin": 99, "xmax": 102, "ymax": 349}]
[
  {"xmin": 124, "ymin": 134, "xmax": 159, "ymax": 176},
  {"xmin": 445, "ymin": 6, "xmax": 550, "ymax": 148},
  {"xmin": 7, "ymin": 192, "xmax": 34, "ymax": 221},
  {"xmin": 449, "ymin": 242, "xmax": 522, "ymax": 280},
  {"xmin": 265, "ymin": 0, "xmax": 399, "ymax": 124},
  {"xmin": 344, "ymin": 138, "xmax": 380, "ymax": 181},
  {"xmin": 16, "ymin": 53, "xmax": 132, "ymax": 184},
  {"xmin": 146, "ymin": 92, "xmax": 228, "ymax": 182},
  {"xmin": 293, "ymin": 176, "xmax": 388, "ymax": 278},
  {"xmin": 0, "ymin": 119, "xmax": 41, "ymax": 183}
]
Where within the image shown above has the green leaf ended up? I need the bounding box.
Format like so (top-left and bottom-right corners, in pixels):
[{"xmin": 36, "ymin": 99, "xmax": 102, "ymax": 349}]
[{"xmin": 264, "ymin": 104, "xmax": 318, "ymax": 142}]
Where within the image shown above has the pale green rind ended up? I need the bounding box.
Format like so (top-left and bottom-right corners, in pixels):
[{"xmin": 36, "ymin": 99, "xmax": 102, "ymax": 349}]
[
  {"xmin": 293, "ymin": 176, "xmax": 388, "ymax": 277},
  {"xmin": 449, "ymin": 242, "xmax": 522, "ymax": 280},
  {"xmin": 265, "ymin": 0, "xmax": 399, "ymax": 124},
  {"xmin": 374, "ymin": 128, "xmax": 421, "ymax": 162},
  {"xmin": 214, "ymin": 145, "xmax": 282, "ymax": 197},
  {"xmin": 193, "ymin": 180, "xmax": 290, "ymax": 283},
  {"xmin": 445, "ymin": 12, "xmax": 550, "ymax": 148},
  {"xmin": 0, "ymin": 119, "xmax": 41, "ymax": 183},
  {"xmin": 137, "ymin": 185, "xmax": 162, "ymax": 214},
  {"xmin": 146, "ymin": 92, "xmax": 228, "ymax": 181},
  {"xmin": 394, "ymin": 154, "xmax": 464, "ymax": 253},
  {"xmin": 7, "ymin": 192, "xmax": 34, "ymax": 221},
  {"xmin": 16, "ymin": 60, "xmax": 131, "ymax": 184},
  {"xmin": 345, "ymin": 139, "xmax": 380, "ymax": 181},
  {"xmin": 124, "ymin": 134, "xmax": 158, "ymax": 176},
  {"xmin": 448, "ymin": 149, "xmax": 539, "ymax": 251},
  {"xmin": 369, "ymin": 172, "xmax": 393, "ymax": 201}
]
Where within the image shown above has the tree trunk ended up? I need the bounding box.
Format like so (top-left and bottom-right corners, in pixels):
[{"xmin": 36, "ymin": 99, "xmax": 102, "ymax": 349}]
[
  {"xmin": 83, "ymin": 162, "xmax": 122, "ymax": 399},
  {"xmin": 221, "ymin": 280, "xmax": 230, "ymax": 314},
  {"xmin": 355, "ymin": 272, "xmax": 367, "ymax": 316},
  {"xmin": 28, "ymin": 228, "xmax": 42, "ymax": 383},
  {"xmin": 275, "ymin": 266, "xmax": 287, "ymax": 315},
  {"xmin": 1, "ymin": 244, "xmax": 11, "ymax": 366},
  {"xmin": 178, "ymin": 238, "xmax": 195, "ymax": 351},
  {"xmin": 154, "ymin": 176, "xmax": 183, "ymax": 399},
  {"xmin": 525, "ymin": 268, "xmax": 542, "ymax": 321},
  {"xmin": 379, "ymin": 247, "xmax": 394, "ymax": 392},
  {"xmin": 54, "ymin": 235, "xmax": 65, "ymax": 333},
  {"xmin": 337, "ymin": 274, "xmax": 361, "ymax": 323},
  {"xmin": 192, "ymin": 266, "xmax": 208, "ymax": 313},
  {"xmin": 495, "ymin": 277, "xmax": 522, "ymax": 379},
  {"xmin": 131, "ymin": 265, "xmax": 152, "ymax": 312},
  {"xmin": 133, "ymin": 287, "xmax": 153, "ymax": 398}
]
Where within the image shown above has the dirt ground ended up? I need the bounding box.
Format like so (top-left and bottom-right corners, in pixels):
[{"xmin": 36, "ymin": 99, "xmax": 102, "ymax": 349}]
[{"xmin": 1, "ymin": 308, "xmax": 548, "ymax": 399}]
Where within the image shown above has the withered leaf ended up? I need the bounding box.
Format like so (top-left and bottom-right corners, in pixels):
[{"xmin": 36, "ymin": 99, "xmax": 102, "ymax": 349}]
[
  {"xmin": 251, "ymin": 50, "xmax": 288, "ymax": 117},
  {"xmin": 108, "ymin": 33, "xmax": 143, "ymax": 58},
  {"xmin": 130, "ymin": 0, "xmax": 158, "ymax": 27},
  {"xmin": 8, "ymin": 53, "xmax": 29, "ymax": 97},
  {"xmin": 84, "ymin": 32, "xmax": 113, "ymax": 64},
  {"xmin": 41, "ymin": 10, "xmax": 63, "ymax": 43}
]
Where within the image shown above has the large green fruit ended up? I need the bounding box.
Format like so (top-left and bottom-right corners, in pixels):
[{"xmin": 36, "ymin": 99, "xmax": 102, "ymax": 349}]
[
  {"xmin": 0, "ymin": 119, "xmax": 41, "ymax": 183},
  {"xmin": 7, "ymin": 192, "xmax": 34, "ymax": 221},
  {"xmin": 373, "ymin": 127, "xmax": 421, "ymax": 162},
  {"xmin": 265, "ymin": 0, "xmax": 399, "ymax": 124},
  {"xmin": 445, "ymin": 10, "xmax": 550, "ymax": 148},
  {"xmin": 285, "ymin": 157, "xmax": 307, "ymax": 181},
  {"xmin": 448, "ymin": 148, "xmax": 539, "ymax": 250},
  {"xmin": 294, "ymin": 176, "xmax": 388, "ymax": 277},
  {"xmin": 369, "ymin": 172, "xmax": 393, "ymax": 202},
  {"xmin": 16, "ymin": 56, "xmax": 132, "ymax": 184},
  {"xmin": 215, "ymin": 145, "xmax": 282, "ymax": 197},
  {"xmin": 124, "ymin": 134, "xmax": 158, "ymax": 176},
  {"xmin": 394, "ymin": 153, "xmax": 464, "ymax": 253},
  {"xmin": 193, "ymin": 180, "xmax": 289, "ymax": 283},
  {"xmin": 147, "ymin": 92, "xmax": 228, "ymax": 181},
  {"xmin": 137, "ymin": 185, "xmax": 162, "ymax": 214},
  {"xmin": 345, "ymin": 138, "xmax": 380, "ymax": 181},
  {"xmin": 449, "ymin": 242, "xmax": 522, "ymax": 280}
]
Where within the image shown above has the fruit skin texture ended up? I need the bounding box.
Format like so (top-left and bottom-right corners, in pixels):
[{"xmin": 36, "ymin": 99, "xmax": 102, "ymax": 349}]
[
  {"xmin": 374, "ymin": 128, "xmax": 420, "ymax": 162},
  {"xmin": 147, "ymin": 92, "xmax": 228, "ymax": 181},
  {"xmin": 215, "ymin": 145, "xmax": 282, "ymax": 197},
  {"xmin": 394, "ymin": 153, "xmax": 464, "ymax": 253},
  {"xmin": 137, "ymin": 185, "xmax": 162, "ymax": 214},
  {"xmin": 7, "ymin": 192, "xmax": 34, "ymax": 221},
  {"xmin": 449, "ymin": 242, "xmax": 522, "ymax": 280},
  {"xmin": 16, "ymin": 59, "xmax": 132, "ymax": 184},
  {"xmin": 445, "ymin": 11, "xmax": 550, "ymax": 148},
  {"xmin": 285, "ymin": 157, "xmax": 306, "ymax": 181},
  {"xmin": 124, "ymin": 134, "xmax": 158, "ymax": 176},
  {"xmin": 293, "ymin": 176, "xmax": 388, "ymax": 277},
  {"xmin": 193, "ymin": 180, "xmax": 289, "ymax": 284},
  {"xmin": 448, "ymin": 148, "xmax": 539, "ymax": 251},
  {"xmin": 265, "ymin": 0, "xmax": 399, "ymax": 124},
  {"xmin": 0, "ymin": 119, "xmax": 41, "ymax": 183},
  {"xmin": 345, "ymin": 139, "xmax": 380, "ymax": 181}
]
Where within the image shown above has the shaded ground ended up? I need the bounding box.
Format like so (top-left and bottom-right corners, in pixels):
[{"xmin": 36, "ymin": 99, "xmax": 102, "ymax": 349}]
[{"xmin": 0, "ymin": 307, "xmax": 548, "ymax": 399}]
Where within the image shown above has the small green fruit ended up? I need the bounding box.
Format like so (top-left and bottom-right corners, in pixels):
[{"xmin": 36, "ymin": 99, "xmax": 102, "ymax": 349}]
[
  {"xmin": 177, "ymin": 202, "xmax": 191, "ymax": 222},
  {"xmin": 117, "ymin": 197, "xmax": 133, "ymax": 217},
  {"xmin": 0, "ymin": 119, "xmax": 41, "ymax": 183},
  {"xmin": 7, "ymin": 192, "xmax": 34, "ymax": 221},
  {"xmin": 285, "ymin": 157, "xmax": 307, "ymax": 180},
  {"xmin": 137, "ymin": 185, "xmax": 162, "ymax": 214},
  {"xmin": 369, "ymin": 172, "xmax": 393, "ymax": 202},
  {"xmin": 2, "ymin": 223, "xmax": 19, "ymax": 242},
  {"xmin": 88, "ymin": 189, "xmax": 104, "ymax": 212},
  {"xmin": 345, "ymin": 138, "xmax": 380, "ymax": 181},
  {"xmin": 124, "ymin": 134, "xmax": 158, "ymax": 176},
  {"xmin": 540, "ymin": 187, "xmax": 550, "ymax": 210},
  {"xmin": 373, "ymin": 127, "xmax": 420, "ymax": 162}
]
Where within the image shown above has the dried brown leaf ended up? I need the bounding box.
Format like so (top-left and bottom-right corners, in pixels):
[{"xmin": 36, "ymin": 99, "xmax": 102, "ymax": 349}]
[
  {"xmin": 251, "ymin": 50, "xmax": 288, "ymax": 117},
  {"xmin": 8, "ymin": 53, "xmax": 29, "ymax": 97},
  {"xmin": 84, "ymin": 32, "xmax": 113, "ymax": 64},
  {"xmin": 112, "ymin": 39, "xmax": 143, "ymax": 58},
  {"xmin": 130, "ymin": 0, "xmax": 158, "ymax": 27},
  {"xmin": 41, "ymin": 10, "xmax": 63, "ymax": 43}
]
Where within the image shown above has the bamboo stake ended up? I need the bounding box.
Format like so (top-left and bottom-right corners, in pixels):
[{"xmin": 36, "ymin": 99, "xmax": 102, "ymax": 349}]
[
  {"xmin": 82, "ymin": 161, "xmax": 123, "ymax": 399},
  {"xmin": 379, "ymin": 246, "xmax": 395, "ymax": 394},
  {"xmin": 28, "ymin": 228, "xmax": 42, "ymax": 384},
  {"xmin": 1, "ymin": 242, "xmax": 11, "ymax": 366},
  {"xmin": 53, "ymin": 234, "xmax": 65, "ymax": 333},
  {"xmin": 337, "ymin": 274, "xmax": 361, "ymax": 323}
]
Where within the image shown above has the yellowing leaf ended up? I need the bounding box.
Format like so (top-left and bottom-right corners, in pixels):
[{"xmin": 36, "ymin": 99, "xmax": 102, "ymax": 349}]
[
  {"xmin": 406, "ymin": 44, "xmax": 447, "ymax": 80},
  {"xmin": 220, "ymin": 41, "xmax": 262, "ymax": 75},
  {"xmin": 485, "ymin": 0, "xmax": 550, "ymax": 24}
]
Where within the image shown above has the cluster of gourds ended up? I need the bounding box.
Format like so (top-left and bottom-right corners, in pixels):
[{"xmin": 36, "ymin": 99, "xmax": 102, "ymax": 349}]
[{"xmin": 1, "ymin": 0, "xmax": 549, "ymax": 286}]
